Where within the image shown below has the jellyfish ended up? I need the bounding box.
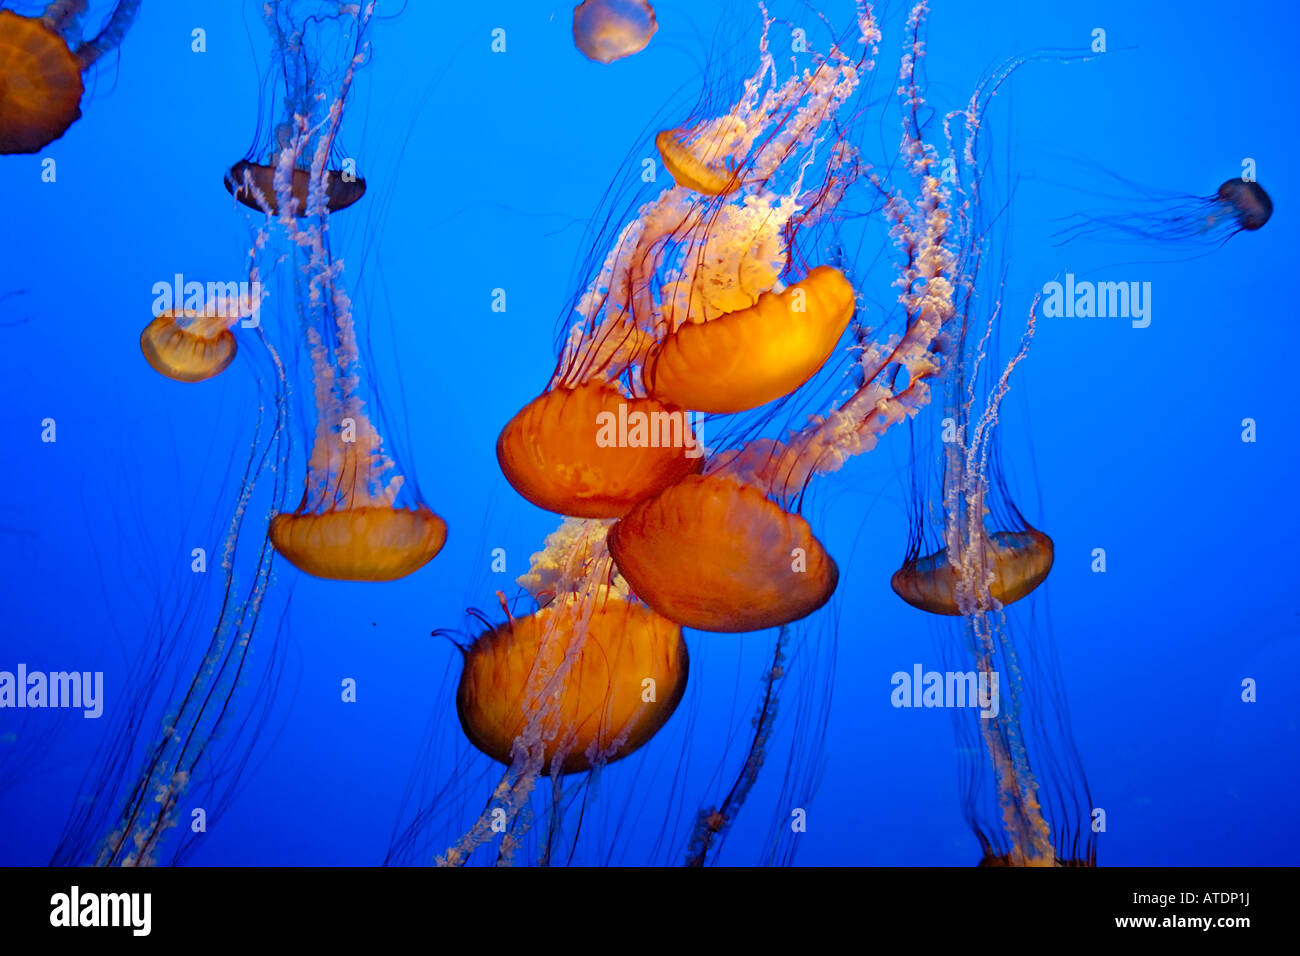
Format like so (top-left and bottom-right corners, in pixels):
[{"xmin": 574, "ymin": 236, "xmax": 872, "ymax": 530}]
[
  {"xmin": 265, "ymin": 265, "xmax": 447, "ymax": 581},
  {"xmin": 224, "ymin": 1, "xmax": 368, "ymax": 215},
  {"xmin": 1054, "ymin": 173, "xmax": 1273, "ymax": 249},
  {"xmin": 138, "ymin": 291, "xmax": 259, "ymax": 383},
  {"xmin": 572, "ymin": 0, "xmax": 657, "ymax": 65},
  {"xmin": 241, "ymin": 4, "xmax": 446, "ymax": 581},
  {"xmin": 0, "ymin": 0, "xmax": 140, "ymax": 154},
  {"xmin": 607, "ymin": 473, "xmax": 839, "ymax": 632},
  {"xmin": 456, "ymin": 589, "xmax": 688, "ymax": 775},
  {"xmin": 892, "ymin": 298, "xmax": 1096, "ymax": 866},
  {"xmin": 891, "ymin": 528, "xmax": 1054, "ymax": 616},
  {"xmin": 643, "ymin": 265, "xmax": 858, "ymax": 414},
  {"xmin": 496, "ymin": 382, "xmax": 703, "ymax": 518},
  {"xmin": 883, "ymin": 32, "xmax": 1099, "ymax": 866}
]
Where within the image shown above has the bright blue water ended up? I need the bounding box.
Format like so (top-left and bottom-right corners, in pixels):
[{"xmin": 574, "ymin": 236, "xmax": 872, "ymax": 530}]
[{"xmin": 1, "ymin": 0, "xmax": 1296, "ymax": 866}]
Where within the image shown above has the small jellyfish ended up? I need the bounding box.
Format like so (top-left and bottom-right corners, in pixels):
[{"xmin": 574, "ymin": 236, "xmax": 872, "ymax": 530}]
[
  {"xmin": 496, "ymin": 382, "xmax": 702, "ymax": 518},
  {"xmin": 1214, "ymin": 178, "xmax": 1272, "ymax": 232},
  {"xmin": 655, "ymin": 126, "xmax": 740, "ymax": 196},
  {"xmin": 138, "ymin": 291, "xmax": 257, "ymax": 383},
  {"xmin": 607, "ymin": 474, "xmax": 838, "ymax": 632},
  {"xmin": 572, "ymin": 0, "xmax": 657, "ymax": 65},
  {"xmin": 1055, "ymin": 173, "xmax": 1273, "ymax": 248},
  {"xmin": 457, "ymin": 592, "xmax": 688, "ymax": 774},
  {"xmin": 225, "ymin": 3, "xmax": 370, "ymax": 215},
  {"xmin": 0, "ymin": 1, "xmax": 141, "ymax": 154},
  {"xmin": 644, "ymin": 265, "xmax": 857, "ymax": 414},
  {"xmin": 891, "ymin": 528, "xmax": 1054, "ymax": 616},
  {"xmin": 225, "ymin": 155, "xmax": 366, "ymax": 216}
]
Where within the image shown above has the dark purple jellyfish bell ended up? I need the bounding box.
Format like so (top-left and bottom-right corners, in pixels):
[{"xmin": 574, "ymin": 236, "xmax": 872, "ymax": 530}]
[{"xmin": 1216, "ymin": 179, "xmax": 1272, "ymax": 231}]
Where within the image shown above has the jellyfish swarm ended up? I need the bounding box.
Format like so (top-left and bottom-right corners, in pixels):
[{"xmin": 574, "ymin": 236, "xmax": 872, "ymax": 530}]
[
  {"xmin": 1054, "ymin": 173, "xmax": 1273, "ymax": 250},
  {"xmin": 0, "ymin": 1, "xmax": 140, "ymax": 153},
  {"xmin": 607, "ymin": 11, "xmax": 980, "ymax": 635},
  {"xmin": 230, "ymin": 2, "xmax": 446, "ymax": 581},
  {"xmin": 407, "ymin": 2, "xmax": 998, "ymax": 869},
  {"xmin": 499, "ymin": 3, "xmax": 888, "ymax": 633},
  {"xmin": 572, "ymin": 0, "xmax": 657, "ymax": 64}
]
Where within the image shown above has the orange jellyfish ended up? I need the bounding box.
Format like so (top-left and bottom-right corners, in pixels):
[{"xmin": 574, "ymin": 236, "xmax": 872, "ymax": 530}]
[
  {"xmin": 497, "ymin": 382, "xmax": 702, "ymax": 518},
  {"xmin": 572, "ymin": 0, "xmax": 657, "ymax": 65},
  {"xmin": 0, "ymin": 1, "xmax": 140, "ymax": 154},
  {"xmin": 264, "ymin": 155, "xmax": 446, "ymax": 581},
  {"xmin": 457, "ymin": 592, "xmax": 687, "ymax": 774},
  {"xmin": 891, "ymin": 528, "xmax": 1054, "ymax": 616},
  {"xmin": 886, "ymin": 33, "xmax": 1097, "ymax": 863},
  {"xmin": 608, "ymin": 474, "xmax": 838, "ymax": 632},
  {"xmin": 138, "ymin": 290, "xmax": 260, "ymax": 383},
  {"xmin": 643, "ymin": 265, "xmax": 857, "ymax": 414},
  {"xmin": 239, "ymin": 7, "xmax": 445, "ymax": 581}
]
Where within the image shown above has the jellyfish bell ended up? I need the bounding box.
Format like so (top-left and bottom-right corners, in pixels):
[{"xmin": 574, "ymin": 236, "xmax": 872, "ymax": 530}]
[
  {"xmin": 228, "ymin": 5, "xmax": 370, "ymax": 215},
  {"xmin": 655, "ymin": 127, "xmax": 741, "ymax": 196},
  {"xmin": 890, "ymin": 527, "xmax": 1054, "ymax": 616},
  {"xmin": 1216, "ymin": 178, "xmax": 1272, "ymax": 232},
  {"xmin": 270, "ymin": 503, "xmax": 447, "ymax": 582},
  {"xmin": 572, "ymin": 0, "xmax": 657, "ymax": 65},
  {"xmin": 608, "ymin": 473, "xmax": 839, "ymax": 632},
  {"xmin": 496, "ymin": 382, "xmax": 703, "ymax": 518},
  {"xmin": 456, "ymin": 593, "xmax": 687, "ymax": 775},
  {"xmin": 139, "ymin": 309, "xmax": 239, "ymax": 383},
  {"xmin": 645, "ymin": 265, "xmax": 856, "ymax": 414},
  {"xmin": 0, "ymin": 2, "xmax": 141, "ymax": 154},
  {"xmin": 224, "ymin": 158, "xmax": 366, "ymax": 216},
  {"xmin": 0, "ymin": 9, "xmax": 83, "ymax": 154}
]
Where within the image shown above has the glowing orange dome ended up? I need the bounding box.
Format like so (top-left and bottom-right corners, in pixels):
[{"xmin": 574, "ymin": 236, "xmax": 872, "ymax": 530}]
[
  {"xmin": 224, "ymin": 160, "xmax": 366, "ymax": 215},
  {"xmin": 646, "ymin": 266, "xmax": 855, "ymax": 413},
  {"xmin": 139, "ymin": 311, "xmax": 237, "ymax": 383},
  {"xmin": 497, "ymin": 382, "xmax": 703, "ymax": 518},
  {"xmin": 655, "ymin": 129, "xmax": 738, "ymax": 196},
  {"xmin": 608, "ymin": 474, "xmax": 838, "ymax": 632},
  {"xmin": 891, "ymin": 528, "xmax": 1054, "ymax": 616},
  {"xmin": 269, "ymin": 505, "xmax": 447, "ymax": 581},
  {"xmin": 457, "ymin": 595, "xmax": 688, "ymax": 774},
  {"xmin": 0, "ymin": 10, "xmax": 84, "ymax": 154}
]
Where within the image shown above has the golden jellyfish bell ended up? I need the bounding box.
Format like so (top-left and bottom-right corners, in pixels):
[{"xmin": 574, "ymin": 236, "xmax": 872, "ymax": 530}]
[
  {"xmin": 0, "ymin": 10, "xmax": 84, "ymax": 154},
  {"xmin": 654, "ymin": 129, "xmax": 739, "ymax": 196},
  {"xmin": 269, "ymin": 505, "xmax": 447, "ymax": 582},
  {"xmin": 608, "ymin": 474, "xmax": 839, "ymax": 632},
  {"xmin": 456, "ymin": 596, "xmax": 688, "ymax": 775},
  {"xmin": 139, "ymin": 310, "xmax": 237, "ymax": 383},
  {"xmin": 645, "ymin": 266, "xmax": 856, "ymax": 414},
  {"xmin": 496, "ymin": 382, "xmax": 703, "ymax": 518},
  {"xmin": 224, "ymin": 160, "xmax": 367, "ymax": 215},
  {"xmin": 891, "ymin": 528, "xmax": 1054, "ymax": 616}
]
